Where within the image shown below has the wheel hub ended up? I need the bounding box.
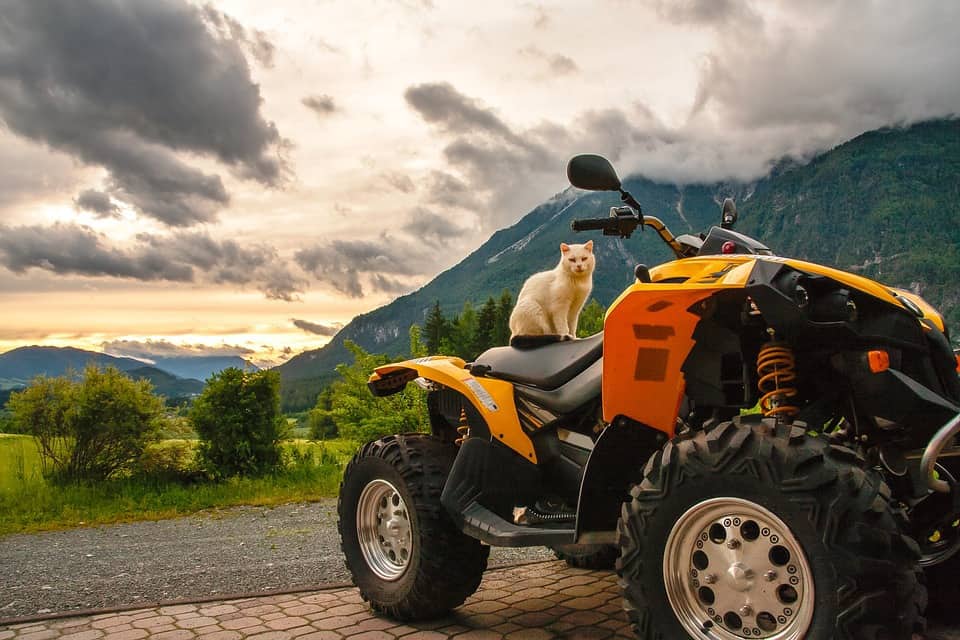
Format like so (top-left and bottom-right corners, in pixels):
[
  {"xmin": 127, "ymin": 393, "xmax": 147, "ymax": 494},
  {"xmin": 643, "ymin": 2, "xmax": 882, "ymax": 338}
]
[
  {"xmin": 663, "ymin": 497, "xmax": 814, "ymax": 640},
  {"xmin": 357, "ymin": 479, "xmax": 412, "ymax": 581},
  {"xmin": 726, "ymin": 562, "xmax": 754, "ymax": 592}
]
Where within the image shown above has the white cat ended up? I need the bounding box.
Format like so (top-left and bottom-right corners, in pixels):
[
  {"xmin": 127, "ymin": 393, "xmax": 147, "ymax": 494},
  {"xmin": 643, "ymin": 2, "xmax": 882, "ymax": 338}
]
[{"xmin": 509, "ymin": 241, "xmax": 595, "ymax": 340}]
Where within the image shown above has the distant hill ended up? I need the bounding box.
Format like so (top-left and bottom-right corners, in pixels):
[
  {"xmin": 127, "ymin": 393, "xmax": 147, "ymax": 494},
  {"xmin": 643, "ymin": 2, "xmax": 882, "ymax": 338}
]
[
  {"xmin": 125, "ymin": 366, "xmax": 205, "ymax": 401},
  {"xmin": 0, "ymin": 346, "xmax": 206, "ymax": 403},
  {"xmin": 276, "ymin": 119, "xmax": 960, "ymax": 410},
  {"xmin": 141, "ymin": 356, "xmax": 257, "ymax": 382},
  {"xmin": 0, "ymin": 346, "xmax": 144, "ymax": 387}
]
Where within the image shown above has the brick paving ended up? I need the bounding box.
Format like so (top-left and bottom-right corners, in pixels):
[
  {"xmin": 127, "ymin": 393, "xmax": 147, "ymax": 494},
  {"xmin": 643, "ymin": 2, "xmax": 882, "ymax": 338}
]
[
  {"xmin": 2, "ymin": 561, "xmax": 956, "ymax": 640},
  {"xmin": 0, "ymin": 562, "xmax": 633, "ymax": 640}
]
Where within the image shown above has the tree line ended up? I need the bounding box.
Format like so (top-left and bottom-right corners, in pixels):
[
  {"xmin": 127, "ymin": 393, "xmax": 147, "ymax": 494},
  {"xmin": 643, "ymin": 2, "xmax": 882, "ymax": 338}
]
[{"xmin": 307, "ymin": 292, "xmax": 606, "ymax": 442}]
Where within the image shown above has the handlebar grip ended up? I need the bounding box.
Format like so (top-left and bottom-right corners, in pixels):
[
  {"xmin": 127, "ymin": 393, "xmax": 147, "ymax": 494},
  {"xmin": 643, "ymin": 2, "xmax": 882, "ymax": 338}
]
[{"xmin": 571, "ymin": 218, "xmax": 611, "ymax": 232}]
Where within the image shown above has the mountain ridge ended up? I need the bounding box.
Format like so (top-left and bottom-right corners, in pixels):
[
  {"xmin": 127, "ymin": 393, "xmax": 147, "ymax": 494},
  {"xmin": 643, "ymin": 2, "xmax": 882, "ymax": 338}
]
[{"xmin": 277, "ymin": 119, "xmax": 960, "ymax": 410}]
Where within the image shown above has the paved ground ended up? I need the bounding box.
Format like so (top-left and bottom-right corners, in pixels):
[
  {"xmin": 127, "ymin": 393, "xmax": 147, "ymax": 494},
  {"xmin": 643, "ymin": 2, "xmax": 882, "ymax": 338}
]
[
  {"xmin": 0, "ymin": 503, "xmax": 553, "ymax": 619},
  {"xmin": 2, "ymin": 561, "xmax": 957, "ymax": 640}
]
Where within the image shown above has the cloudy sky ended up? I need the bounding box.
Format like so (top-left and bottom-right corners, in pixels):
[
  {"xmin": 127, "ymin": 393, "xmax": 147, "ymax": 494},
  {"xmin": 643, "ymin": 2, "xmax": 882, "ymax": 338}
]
[{"xmin": 1, "ymin": 0, "xmax": 958, "ymax": 366}]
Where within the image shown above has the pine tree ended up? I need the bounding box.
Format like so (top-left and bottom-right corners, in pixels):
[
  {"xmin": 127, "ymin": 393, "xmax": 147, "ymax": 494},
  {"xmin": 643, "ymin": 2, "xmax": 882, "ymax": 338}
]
[
  {"xmin": 451, "ymin": 301, "xmax": 478, "ymax": 359},
  {"xmin": 494, "ymin": 289, "xmax": 513, "ymax": 346},
  {"xmin": 423, "ymin": 301, "xmax": 448, "ymax": 354},
  {"xmin": 475, "ymin": 297, "xmax": 498, "ymax": 354}
]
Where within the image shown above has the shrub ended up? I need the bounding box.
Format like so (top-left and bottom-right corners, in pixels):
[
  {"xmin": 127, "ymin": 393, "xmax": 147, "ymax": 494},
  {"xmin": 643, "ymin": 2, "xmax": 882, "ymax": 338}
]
[
  {"xmin": 313, "ymin": 341, "xmax": 428, "ymax": 444},
  {"xmin": 133, "ymin": 440, "xmax": 201, "ymax": 482},
  {"xmin": 6, "ymin": 367, "xmax": 164, "ymax": 483},
  {"xmin": 190, "ymin": 368, "xmax": 286, "ymax": 479}
]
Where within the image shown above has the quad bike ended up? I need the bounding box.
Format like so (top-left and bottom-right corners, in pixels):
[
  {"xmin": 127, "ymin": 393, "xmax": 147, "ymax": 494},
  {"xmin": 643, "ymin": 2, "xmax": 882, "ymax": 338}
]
[{"xmin": 338, "ymin": 154, "xmax": 960, "ymax": 638}]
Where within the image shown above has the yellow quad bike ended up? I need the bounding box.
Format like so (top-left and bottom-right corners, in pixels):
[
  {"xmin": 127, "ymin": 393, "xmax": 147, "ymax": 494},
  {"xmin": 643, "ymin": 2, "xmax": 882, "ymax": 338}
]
[{"xmin": 338, "ymin": 154, "xmax": 960, "ymax": 639}]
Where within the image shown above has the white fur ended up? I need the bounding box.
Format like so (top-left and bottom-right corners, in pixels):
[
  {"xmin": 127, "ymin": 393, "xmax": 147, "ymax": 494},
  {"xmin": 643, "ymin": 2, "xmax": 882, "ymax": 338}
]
[{"xmin": 509, "ymin": 241, "xmax": 595, "ymax": 340}]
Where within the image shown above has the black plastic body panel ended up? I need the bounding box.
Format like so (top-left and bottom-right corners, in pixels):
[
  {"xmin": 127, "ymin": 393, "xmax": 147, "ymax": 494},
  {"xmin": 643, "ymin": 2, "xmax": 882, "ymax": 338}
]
[{"xmin": 575, "ymin": 417, "xmax": 665, "ymax": 539}]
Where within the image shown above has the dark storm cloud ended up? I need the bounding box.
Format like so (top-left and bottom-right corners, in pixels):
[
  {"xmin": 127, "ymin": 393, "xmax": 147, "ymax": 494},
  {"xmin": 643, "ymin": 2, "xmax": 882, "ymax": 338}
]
[
  {"xmin": 407, "ymin": 1, "xmax": 960, "ymax": 226},
  {"xmin": 0, "ymin": 223, "xmax": 305, "ymax": 301},
  {"xmin": 518, "ymin": 46, "xmax": 580, "ymax": 76},
  {"xmin": 652, "ymin": 0, "xmax": 762, "ymax": 28},
  {"xmin": 0, "ymin": 223, "xmax": 195, "ymax": 282},
  {"xmin": 74, "ymin": 189, "xmax": 120, "ymax": 218},
  {"xmin": 0, "ymin": 0, "xmax": 286, "ymax": 226},
  {"xmin": 382, "ymin": 171, "xmax": 416, "ymax": 194},
  {"xmin": 370, "ymin": 274, "xmax": 409, "ymax": 295},
  {"xmin": 425, "ymin": 171, "xmax": 481, "ymax": 210},
  {"xmin": 291, "ymin": 319, "xmax": 343, "ymax": 336},
  {"xmin": 294, "ymin": 238, "xmax": 430, "ymax": 298},
  {"xmin": 302, "ymin": 94, "xmax": 338, "ymax": 116},
  {"xmin": 201, "ymin": 5, "xmax": 276, "ymax": 67},
  {"xmin": 404, "ymin": 83, "xmax": 523, "ymax": 144},
  {"xmin": 403, "ymin": 209, "xmax": 468, "ymax": 246},
  {"xmin": 102, "ymin": 339, "xmax": 255, "ymax": 360}
]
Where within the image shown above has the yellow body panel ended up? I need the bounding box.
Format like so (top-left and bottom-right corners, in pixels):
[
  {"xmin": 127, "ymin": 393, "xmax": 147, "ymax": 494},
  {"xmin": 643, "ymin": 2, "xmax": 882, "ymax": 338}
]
[
  {"xmin": 603, "ymin": 254, "xmax": 944, "ymax": 432},
  {"xmin": 370, "ymin": 357, "xmax": 538, "ymax": 462}
]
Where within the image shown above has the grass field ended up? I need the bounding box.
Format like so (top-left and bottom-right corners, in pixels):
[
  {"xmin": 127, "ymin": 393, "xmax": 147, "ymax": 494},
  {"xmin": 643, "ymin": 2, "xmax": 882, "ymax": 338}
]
[{"xmin": 0, "ymin": 434, "xmax": 359, "ymax": 537}]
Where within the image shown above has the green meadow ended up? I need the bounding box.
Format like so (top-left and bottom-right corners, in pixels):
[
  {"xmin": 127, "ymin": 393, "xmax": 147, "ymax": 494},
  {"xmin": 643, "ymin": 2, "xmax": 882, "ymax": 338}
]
[{"xmin": 0, "ymin": 434, "xmax": 357, "ymax": 537}]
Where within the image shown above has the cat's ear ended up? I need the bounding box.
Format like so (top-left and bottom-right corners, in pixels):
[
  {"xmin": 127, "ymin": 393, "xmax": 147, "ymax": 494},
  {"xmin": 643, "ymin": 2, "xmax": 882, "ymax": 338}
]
[
  {"xmin": 560, "ymin": 243, "xmax": 570, "ymax": 253},
  {"xmin": 584, "ymin": 240, "xmax": 594, "ymax": 253}
]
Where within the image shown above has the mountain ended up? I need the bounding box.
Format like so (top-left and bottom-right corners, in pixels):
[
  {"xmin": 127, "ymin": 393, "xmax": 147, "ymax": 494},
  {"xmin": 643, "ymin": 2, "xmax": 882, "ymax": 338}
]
[
  {"xmin": 276, "ymin": 178, "xmax": 756, "ymax": 409},
  {"xmin": 0, "ymin": 346, "xmax": 145, "ymax": 387},
  {"xmin": 277, "ymin": 119, "xmax": 960, "ymax": 410},
  {"xmin": 737, "ymin": 120, "xmax": 960, "ymax": 327},
  {"xmin": 0, "ymin": 346, "xmax": 204, "ymax": 403},
  {"xmin": 141, "ymin": 356, "xmax": 257, "ymax": 382},
  {"xmin": 124, "ymin": 366, "xmax": 205, "ymax": 400}
]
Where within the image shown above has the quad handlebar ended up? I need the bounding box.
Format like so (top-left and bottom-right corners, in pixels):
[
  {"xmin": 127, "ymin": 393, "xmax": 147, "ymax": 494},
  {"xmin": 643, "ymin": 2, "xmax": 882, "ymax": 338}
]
[{"xmin": 571, "ymin": 209, "xmax": 687, "ymax": 259}]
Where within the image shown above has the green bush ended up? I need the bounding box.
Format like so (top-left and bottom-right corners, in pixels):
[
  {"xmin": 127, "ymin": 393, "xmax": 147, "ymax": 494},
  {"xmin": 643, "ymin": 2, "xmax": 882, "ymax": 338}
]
[
  {"xmin": 312, "ymin": 341, "xmax": 428, "ymax": 444},
  {"xmin": 6, "ymin": 367, "xmax": 165, "ymax": 483},
  {"xmin": 133, "ymin": 440, "xmax": 200, "ymax": 482},
  {"xmin": 190, "ymin": 368, "xmax": 286, "ymax": 479}
]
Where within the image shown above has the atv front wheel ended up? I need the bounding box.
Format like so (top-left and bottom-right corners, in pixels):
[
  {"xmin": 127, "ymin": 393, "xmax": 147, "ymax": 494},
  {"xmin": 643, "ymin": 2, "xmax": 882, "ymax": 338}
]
[
  {"xmin": 618, "ymin": 416, "xmax": 924, "ymax": 640},
  {"xmin": 338, "ymin": 434, "xmax": 489, "ymax": 620},
  {"xmin": 551, "ymin": 543, "xmax": 619, "ymax": 570}
]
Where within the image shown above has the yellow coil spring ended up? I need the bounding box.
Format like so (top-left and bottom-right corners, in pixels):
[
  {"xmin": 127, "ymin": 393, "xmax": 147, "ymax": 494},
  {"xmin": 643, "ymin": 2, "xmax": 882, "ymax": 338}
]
[
  {"xmin": 455, "ymin": 407, "xmax": 470, "ymax": 446},
  {"xmin": 757, "ymin": 341, "xmax": 799, "ymax": 418}
]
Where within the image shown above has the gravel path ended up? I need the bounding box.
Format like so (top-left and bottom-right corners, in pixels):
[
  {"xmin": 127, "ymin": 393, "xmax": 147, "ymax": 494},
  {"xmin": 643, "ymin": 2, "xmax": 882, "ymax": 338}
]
[
  {"xmin": 0, "ymin": 501, "xmax": 554, "ymax": 619},
  {"xmin": 2, "ymin": 501, "xmax": 957, "ymax": 639}
]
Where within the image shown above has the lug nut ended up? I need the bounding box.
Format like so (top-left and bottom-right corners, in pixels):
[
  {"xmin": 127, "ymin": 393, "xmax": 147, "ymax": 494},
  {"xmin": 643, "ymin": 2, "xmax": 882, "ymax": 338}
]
[
  {"xmin": 740, "ymin": 605, "xmax": 753, "ymax": 617},
  {"xmin": 703, "ymin": 573, "xmax": 718, "ymax": 584},
  {"xmin": 764, "ymin": 570, "xmax": 777, "ymax": 582},
  {"xmin": 727, "ymin": 539, "xmax": 741, "ymax": 549}
]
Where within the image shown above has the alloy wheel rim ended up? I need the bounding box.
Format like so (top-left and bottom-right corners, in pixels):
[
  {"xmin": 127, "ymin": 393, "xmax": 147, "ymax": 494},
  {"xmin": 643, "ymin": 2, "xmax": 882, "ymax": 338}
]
[
  {"xmin": 357, "ymin": 479, "xmax": 412, "ymax": 581},
  {"xmin": 663, "ymin": 497, "xmax": 814, "ymax": 640}
]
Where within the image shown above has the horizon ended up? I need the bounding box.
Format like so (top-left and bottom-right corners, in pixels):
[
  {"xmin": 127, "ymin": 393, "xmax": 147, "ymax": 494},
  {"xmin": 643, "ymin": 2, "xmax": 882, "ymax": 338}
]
[{"xmin": 2, "ymin": 0, "xmax": 959, "ymax": 367}]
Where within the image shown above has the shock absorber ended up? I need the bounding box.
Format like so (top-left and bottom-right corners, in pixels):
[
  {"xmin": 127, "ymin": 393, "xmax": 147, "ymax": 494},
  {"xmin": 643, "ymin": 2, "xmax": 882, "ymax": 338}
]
[
  {"xmin": 757, "ymin": 333, "xmax": 799, "ymax": 419},
  {"xmin": 455, "ymin": 407, "xmax": 470, "ymax": 446}
]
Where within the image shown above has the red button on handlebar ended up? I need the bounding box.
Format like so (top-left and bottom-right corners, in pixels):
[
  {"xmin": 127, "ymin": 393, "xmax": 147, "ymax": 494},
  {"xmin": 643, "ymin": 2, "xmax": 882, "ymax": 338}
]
[{"xmin": 722, "ymin": 241, "xmax": 736, "ymax": 254}]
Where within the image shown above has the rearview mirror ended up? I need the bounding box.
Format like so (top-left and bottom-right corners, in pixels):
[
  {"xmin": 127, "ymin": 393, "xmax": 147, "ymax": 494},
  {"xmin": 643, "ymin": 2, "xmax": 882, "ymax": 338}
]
[{"xmin": 567, "ymin": 154, "xmax": 621, "ymax": 191}]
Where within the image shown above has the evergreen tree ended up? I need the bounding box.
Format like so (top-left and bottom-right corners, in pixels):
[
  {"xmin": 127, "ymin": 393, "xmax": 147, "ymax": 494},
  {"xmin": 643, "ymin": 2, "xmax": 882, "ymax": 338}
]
[
  {"xmin": 409, "ymin": 324, "xmax": 428, "ymax": 358},
  {"xmin": 494, "ymin": 289, "xmax": 513, "ymax": 346},
  {"xmin": 423, "ymin": 301, "xmax": 448, "ymax": 354},
  {"xmin": 475, "ymin": 297, "xmax": 498, "ymax": 354},
  {"xmin": 452, "ymin": 301, "xmax": 478, "ymax": 359}
]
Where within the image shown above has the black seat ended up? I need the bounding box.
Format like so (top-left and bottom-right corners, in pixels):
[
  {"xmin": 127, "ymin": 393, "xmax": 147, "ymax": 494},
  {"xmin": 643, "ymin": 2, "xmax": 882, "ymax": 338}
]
[{"xmin": 472, "ymin": 332, "xmax": 603, "ymax": 390}]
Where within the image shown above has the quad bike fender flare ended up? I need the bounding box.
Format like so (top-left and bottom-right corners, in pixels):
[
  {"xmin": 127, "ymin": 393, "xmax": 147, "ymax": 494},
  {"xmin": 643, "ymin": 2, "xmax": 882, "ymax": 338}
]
[
  {"xmin": 368, "ymin": 357, "xmax": 538, "ymax": 462},
  {"xmin": 575, "ymin": 416, "xmax": 667, "ymax": 543}
]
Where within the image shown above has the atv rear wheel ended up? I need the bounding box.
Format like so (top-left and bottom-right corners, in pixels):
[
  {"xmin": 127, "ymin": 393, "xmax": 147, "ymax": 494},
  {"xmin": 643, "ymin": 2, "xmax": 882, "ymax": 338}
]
[
  {"xmin": 551, "ymin": 543, "xmax": 619, "ymax": 570},
  {"xmin": 618, "ymin": 416, "xmax": 925, "ymax": 640},
  {"xmin": 338, "ymin": 434, "xmax": 489, "ymax": 620}
]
